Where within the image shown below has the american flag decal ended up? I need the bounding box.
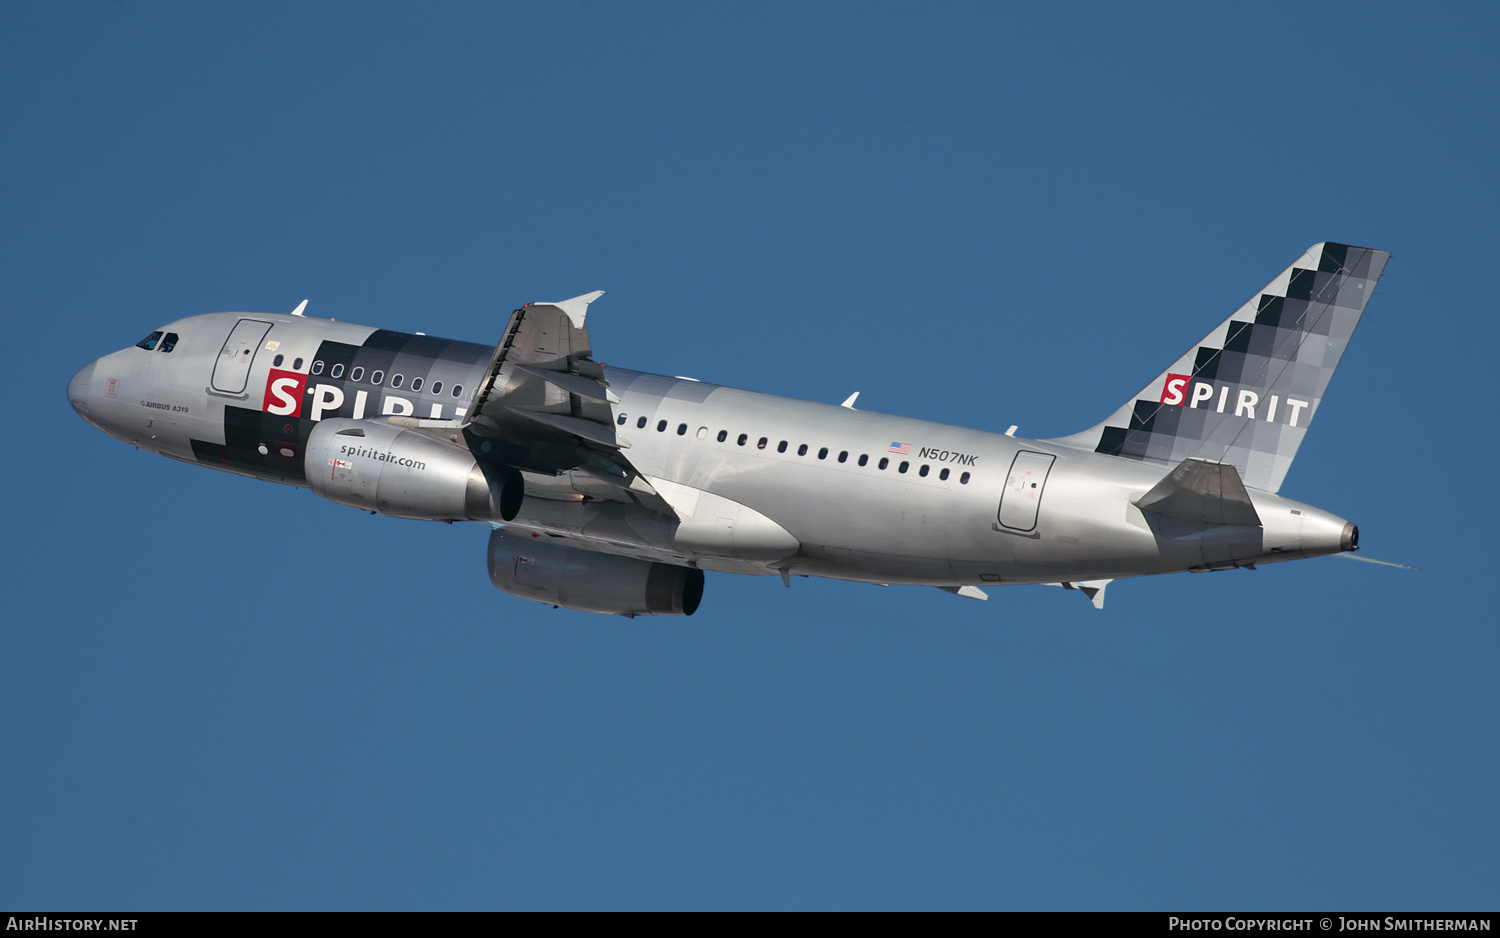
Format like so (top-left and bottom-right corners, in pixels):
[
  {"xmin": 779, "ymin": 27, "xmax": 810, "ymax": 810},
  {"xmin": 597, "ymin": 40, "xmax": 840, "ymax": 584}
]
[{"xmin": 888, "ymin": 442, "xmax": 911, "ymax": 455}]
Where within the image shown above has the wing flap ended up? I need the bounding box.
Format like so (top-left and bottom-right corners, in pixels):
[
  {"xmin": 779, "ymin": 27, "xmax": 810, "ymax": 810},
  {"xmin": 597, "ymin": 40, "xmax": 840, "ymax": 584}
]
[
  {"xmin": 514, "ymin": 364, "xmax": 619, "ymax": 403},
  {"xmin": 503, "ymin": 406, "xmax": 622, "ymax": 450},
  {"xmin": 458, "ymin": 292, "xmax": 677, "ymax": 518}
]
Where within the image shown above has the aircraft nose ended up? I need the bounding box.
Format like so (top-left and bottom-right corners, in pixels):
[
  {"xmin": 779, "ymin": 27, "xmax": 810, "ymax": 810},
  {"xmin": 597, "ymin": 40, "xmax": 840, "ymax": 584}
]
[{"xmin": 68, "ymin": 361, "xmax": 96, "ymax": 417}]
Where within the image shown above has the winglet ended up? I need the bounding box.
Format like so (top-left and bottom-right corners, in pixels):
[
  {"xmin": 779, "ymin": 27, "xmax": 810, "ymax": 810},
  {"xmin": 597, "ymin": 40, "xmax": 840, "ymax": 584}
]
[
  {"xmin": 291, "ymin": 300, "xmax": 308, "ymax": 317},
  {"xmin": 939, "ymin": 585, "xmax": 989, "ymax": 601},
  {"xmin": 1061, "ymin": 579, "xmax": 1111, "ymax": 609},
  {"xmin": 538, "ymin": 291, "xmax": 605, "ymax": 329}
]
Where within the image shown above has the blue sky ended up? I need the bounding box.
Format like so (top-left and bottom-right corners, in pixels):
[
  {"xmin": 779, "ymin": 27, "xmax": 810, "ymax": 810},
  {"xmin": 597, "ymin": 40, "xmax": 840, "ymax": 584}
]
[{"xmin": 3, "ymin": 2, "xmax": 1496, "ymax": 911}]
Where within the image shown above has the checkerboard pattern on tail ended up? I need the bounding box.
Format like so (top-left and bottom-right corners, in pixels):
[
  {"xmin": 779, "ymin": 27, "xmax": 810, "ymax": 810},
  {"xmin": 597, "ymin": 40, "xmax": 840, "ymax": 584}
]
[{"xmin": 1049, "ymin": 243, "xmax": 1390, "ymax": 493}]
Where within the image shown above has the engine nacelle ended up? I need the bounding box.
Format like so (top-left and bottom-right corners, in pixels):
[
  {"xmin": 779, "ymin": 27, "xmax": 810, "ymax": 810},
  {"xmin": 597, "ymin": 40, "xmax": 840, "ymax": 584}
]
[
  {"xmin": 488, "ymin": 529, "xmax": 703, "ymax": 616},
  {"xmin": 306, "ymin": 418, "xmax": 521, "ymax": 521}
]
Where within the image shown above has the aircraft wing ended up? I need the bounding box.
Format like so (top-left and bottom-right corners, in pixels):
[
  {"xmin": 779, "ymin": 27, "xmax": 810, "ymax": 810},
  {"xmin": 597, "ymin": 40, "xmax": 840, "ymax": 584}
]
[{"xmin": 460, "ymin": 292, "xmax": 673, "ymax": 514}]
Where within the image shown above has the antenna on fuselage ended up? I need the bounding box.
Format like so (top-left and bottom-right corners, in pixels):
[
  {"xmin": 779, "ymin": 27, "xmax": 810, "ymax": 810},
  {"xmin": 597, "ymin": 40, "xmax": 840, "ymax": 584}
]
[{"xmin": 291, "ymin": 300, "xmax": 308, "ymax": 317}]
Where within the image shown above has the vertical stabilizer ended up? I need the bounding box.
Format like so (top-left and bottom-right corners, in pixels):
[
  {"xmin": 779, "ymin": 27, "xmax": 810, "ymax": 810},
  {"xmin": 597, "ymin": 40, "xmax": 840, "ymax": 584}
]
[{"xmin": 1048, "ymin": 243, "xmax": 1390, "ymax": 493}]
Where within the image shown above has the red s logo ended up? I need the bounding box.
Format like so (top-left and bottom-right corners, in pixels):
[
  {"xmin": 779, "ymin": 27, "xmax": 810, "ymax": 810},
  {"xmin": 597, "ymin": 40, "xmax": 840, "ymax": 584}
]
[
  {"xmin": 1160, "ymin": 373, "xmax": 1190, "ymax": 406},
  {"xmin": 263, "ymin": 369, "xmax": 306, "ymax": 417}
]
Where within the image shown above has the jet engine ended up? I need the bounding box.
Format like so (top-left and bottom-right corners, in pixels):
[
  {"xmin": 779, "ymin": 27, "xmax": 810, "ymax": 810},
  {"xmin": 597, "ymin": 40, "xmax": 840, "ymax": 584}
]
[
  {"xmin": 487, "ymin": 529, "xmax": 703, "ymax": 616},
  {"xmin": 305, "ymin": 418, "xmax": 522, "ymax": 522}
]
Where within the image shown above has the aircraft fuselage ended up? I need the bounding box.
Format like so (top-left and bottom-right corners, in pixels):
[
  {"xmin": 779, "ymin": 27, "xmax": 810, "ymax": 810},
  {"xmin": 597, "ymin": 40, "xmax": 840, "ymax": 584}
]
[{"xmin": 68, "ymin": 309, "xmax": 1354, "ymax": 594}]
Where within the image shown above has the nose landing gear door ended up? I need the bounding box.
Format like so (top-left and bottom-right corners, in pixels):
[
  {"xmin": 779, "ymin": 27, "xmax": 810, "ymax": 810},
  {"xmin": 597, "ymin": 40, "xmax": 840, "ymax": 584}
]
[
  {"xmin": 998, "ymin": 451, "xmax": 1055, "ymax": 533},
  {"xmin": 211, "ymin": 319, "xmax": 274, "ymax": 394}
]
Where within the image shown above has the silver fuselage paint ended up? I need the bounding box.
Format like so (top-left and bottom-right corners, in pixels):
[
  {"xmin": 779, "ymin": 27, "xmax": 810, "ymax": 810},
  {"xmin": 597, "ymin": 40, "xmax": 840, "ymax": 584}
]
[{"xmin": 68, "ymin": 311, "xmax": 1353, "ymax": 589}]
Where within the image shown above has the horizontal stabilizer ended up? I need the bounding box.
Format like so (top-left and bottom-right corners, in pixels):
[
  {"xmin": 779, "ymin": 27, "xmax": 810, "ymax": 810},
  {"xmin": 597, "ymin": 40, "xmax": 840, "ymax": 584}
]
[
  {"xmin": 1331, "ymin": 552, "xmax": 1418, "ymax": 570},
  {"xmin": 1134, "ymin": 457, "xmax": 1262, "ymax": 527}
]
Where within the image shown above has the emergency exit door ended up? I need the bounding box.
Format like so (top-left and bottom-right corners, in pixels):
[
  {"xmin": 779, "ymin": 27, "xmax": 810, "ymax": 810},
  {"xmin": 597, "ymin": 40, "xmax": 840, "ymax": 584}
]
[{"xmin": 997, "ymin": 451, "xmax": 1056, "ymax": 532}]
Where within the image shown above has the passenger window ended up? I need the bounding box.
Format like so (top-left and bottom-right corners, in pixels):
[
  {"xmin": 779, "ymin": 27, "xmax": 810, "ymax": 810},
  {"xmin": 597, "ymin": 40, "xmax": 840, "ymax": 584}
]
[
  {"xmin": 940, "ymin": 468, "xmax": 950, "ymax": 480},
  {"xmin": 717, "ymin": 430, "xmax": 728, "ymax": 442},
  {"xmin": 452, "ymin": 384, "xmax": 463, "ymax": 397},
  {"xmin": 135, "ymin": 331, "xmax": 162, "ymax": 351},
  {"xmin": 960, "ymin": 472, "xmax": 971, "ymax": 484},
  {"xmin": 311, "ymin": 360, "xmax": 324, "ymax": 375},
  {"xmin": 878, "ymin": 457, "xmax": 889, "ymax": 470},
  {"xmin": 330, "ymin": 363, "xmax": 344, "ymax": 378},
  {"xmin": 797, "ymin": 444, "xmax": 808, "ymax": 456},
  {"xmin": 371, "ymin": 370, "xmax": 384, "ymax": 385},
  {"xmin": 858, "ymin": 454, "xmax": 868, "ymax": 467},
  {"xmin": 273, "ymin": 354, "xmax": 284, "ymax": 367},
  {"xmin": 677, "ymin": 423, "xmax": 687, "ymax": 436},
  {"xmin": 293, "ymin": 358, "xmax": 304, "ymax": 370},
  {"xmin": 350, "ymin": 366, "xmax": 364, "ymax": 381},
  {"xmin": 758, "ymin": 437, "xmax": 768, "ymax": 449},
  {"xmin": 777, "ymin": 441, "xmax": 788, "ymax": 453},
  {"xmin": 431, "ymin": 381, "xmax": 442, "ymax": 395},
  {"xmin": 696, "ymin": 427, "xmax": 708, "ymax": 439},
  {"xmin": 617, "ymin": 414, "xmax": 628, "ymax": 425},
  {"xmin": 898, "ymin": 461, "xmax": 909, "ymax": 473},
  {"xmin": 637, "ymin": 416, "xmax": 648, "ymax": 429},
  {"xmin": 817, "ymin": 447, "xmax": 828, "ymax": 460},
  {"xmin": 918, "ymin": 464, "xmax": 929, "ymax": 477},
  {"xmin": 391, "ymin": 374, "xmax": 403, "ymax": 388},
  {"xmin": 411, "ymin": 377, "xmax": 423, "ymax": 392},
  {"xmin": 657, "ymin": 420, "xmax": 667, "ymax": 432},
  {"xmin": 738, "ymin": 434, "xmax": 748, "ymax": 446},
  {"xmin": 837, "ymin": 451, "xmax": 847, "ymax": 463}
]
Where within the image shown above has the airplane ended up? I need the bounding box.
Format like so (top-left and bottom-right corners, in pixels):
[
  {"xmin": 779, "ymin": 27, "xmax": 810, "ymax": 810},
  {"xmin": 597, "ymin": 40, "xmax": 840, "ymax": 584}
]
[{"xmin": 67, "ymin": 242, "xmax": 1396, "ymax": 615}]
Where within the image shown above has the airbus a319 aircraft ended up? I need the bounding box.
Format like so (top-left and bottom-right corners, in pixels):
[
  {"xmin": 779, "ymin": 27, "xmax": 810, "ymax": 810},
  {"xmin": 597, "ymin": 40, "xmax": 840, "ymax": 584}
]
[{"xmin": 68, "ymin": 243, "xmax": 1394, "ymax": 615}]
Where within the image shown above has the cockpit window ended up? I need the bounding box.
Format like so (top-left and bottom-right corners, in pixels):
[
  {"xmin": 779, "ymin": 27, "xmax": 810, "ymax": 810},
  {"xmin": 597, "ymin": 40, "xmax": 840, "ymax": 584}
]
[
  {"xmin": 135, "ymin": 331, "xmax": 163, "ymax": 351},
  {"xmin": 159, "ymin": 333, "xmax": 179, "ymax": 353}
]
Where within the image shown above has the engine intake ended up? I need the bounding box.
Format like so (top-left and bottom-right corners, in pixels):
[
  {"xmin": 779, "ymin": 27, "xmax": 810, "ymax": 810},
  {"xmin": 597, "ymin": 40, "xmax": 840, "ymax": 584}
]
[
  {"xmin": 306, "ymin": 418, "xmax": 521, "ymax": 521},
  {"xmin": 488, "ymin": 529, "xmax": 703, "ymax": 616}
]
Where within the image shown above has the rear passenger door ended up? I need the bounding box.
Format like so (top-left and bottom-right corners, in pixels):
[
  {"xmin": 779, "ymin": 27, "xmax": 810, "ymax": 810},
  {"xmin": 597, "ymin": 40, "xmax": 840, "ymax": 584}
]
[{"xmin": 997, "ymin": 451, "xmax": 1055, "ymax": 533}]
